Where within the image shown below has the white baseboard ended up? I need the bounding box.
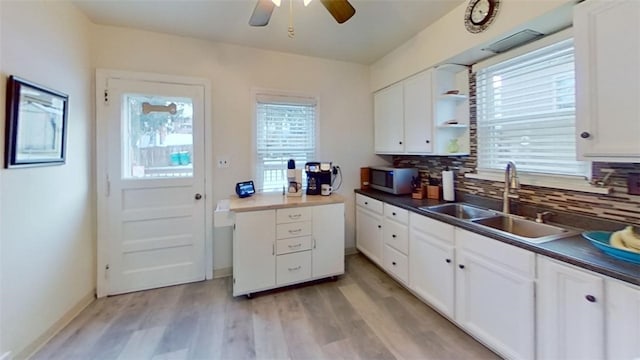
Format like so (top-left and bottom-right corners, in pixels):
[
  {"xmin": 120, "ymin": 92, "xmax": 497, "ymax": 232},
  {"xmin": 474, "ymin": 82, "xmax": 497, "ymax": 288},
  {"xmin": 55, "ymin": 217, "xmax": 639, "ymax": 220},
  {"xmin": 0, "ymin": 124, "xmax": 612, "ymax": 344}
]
[
  {"xmin": 19, "ymin": 290, "xmax": 95, "ymax": 360},
  {"xmin": 0, "ymin": 351, "xmax": 12, "ymax": 360},
  {"xmin": 212, "ymin": 266, "xmax": 232, "ymax": 278}
]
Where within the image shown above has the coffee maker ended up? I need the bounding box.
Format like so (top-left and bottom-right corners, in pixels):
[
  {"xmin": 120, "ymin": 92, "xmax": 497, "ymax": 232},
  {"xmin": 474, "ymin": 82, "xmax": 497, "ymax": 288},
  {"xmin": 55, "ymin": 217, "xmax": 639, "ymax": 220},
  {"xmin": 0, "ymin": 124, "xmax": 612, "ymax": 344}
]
[{"xmin": 305, "ymin": 162, "xmax": 332, "ymax": 195}]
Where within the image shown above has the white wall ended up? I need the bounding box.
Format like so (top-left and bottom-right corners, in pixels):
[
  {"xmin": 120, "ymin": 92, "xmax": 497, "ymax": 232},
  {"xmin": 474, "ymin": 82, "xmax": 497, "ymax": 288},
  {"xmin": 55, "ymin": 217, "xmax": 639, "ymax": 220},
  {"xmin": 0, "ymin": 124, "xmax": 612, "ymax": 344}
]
[
  {"xmin": 371, "ymin": 0, "xmax": 575, "ymax": 91},
  {"xmin": 91, "ymin": 25, "xmax": 376, "ymax": 271},
  {"xmin": 0, "ymin": 1, "xmax": 95, "ymax": 358}
]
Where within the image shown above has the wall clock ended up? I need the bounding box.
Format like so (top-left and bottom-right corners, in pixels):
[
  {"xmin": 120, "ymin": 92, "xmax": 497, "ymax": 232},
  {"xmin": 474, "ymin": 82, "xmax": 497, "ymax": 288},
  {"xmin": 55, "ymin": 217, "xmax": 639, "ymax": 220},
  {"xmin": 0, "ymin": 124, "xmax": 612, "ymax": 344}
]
[{"xmin": 464, "ymin": 0, "xmax": 500, "ymax": 34}]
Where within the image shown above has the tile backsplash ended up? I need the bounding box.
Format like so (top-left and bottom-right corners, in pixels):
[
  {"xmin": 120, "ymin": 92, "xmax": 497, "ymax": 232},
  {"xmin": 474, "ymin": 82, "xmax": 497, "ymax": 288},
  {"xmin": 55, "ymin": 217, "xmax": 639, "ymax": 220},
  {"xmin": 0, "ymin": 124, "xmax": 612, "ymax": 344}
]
[{"xmin": 394, "ymin": 70, "xmax": 640, "ymax": 226}]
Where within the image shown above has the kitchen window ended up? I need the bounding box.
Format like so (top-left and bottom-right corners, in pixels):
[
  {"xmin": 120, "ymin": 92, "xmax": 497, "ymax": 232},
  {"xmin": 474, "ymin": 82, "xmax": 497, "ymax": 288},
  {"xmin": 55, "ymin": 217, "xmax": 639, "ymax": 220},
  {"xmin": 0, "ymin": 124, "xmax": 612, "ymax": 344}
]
[
  {"xmin": 254, "ymin": 92, "xmax": 317, "ymax": 192},
  {"xmin": 472, "ymin": 28, "xmax": 591, "ymax": 189}
]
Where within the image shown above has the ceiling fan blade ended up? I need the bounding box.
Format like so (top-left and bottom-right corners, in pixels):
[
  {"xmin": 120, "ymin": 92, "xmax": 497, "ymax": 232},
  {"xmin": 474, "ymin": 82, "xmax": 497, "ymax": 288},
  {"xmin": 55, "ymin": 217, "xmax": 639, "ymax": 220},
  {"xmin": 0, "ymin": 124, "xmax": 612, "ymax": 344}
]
[
  {"xmin": 320, "ymin": 0, "xmax": 356, "ymax": 24},
  {"xmin": 249, "ymin": 0, "xmax": 275, "ymax": 27}
]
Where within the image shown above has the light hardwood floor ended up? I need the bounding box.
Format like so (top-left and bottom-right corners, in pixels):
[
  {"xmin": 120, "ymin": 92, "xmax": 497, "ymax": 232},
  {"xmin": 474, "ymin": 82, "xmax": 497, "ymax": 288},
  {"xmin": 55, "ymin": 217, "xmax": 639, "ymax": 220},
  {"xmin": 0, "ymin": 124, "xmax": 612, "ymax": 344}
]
[{"xmin": 33, "ymin": 254, "xmax": 500, "ymax": 360}]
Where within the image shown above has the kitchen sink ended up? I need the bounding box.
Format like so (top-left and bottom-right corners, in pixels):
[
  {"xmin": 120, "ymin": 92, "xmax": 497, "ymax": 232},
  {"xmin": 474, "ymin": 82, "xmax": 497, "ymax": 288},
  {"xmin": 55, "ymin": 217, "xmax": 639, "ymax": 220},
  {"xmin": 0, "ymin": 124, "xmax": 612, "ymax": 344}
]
[
  {"xmin": 419, "ymin": 203, "xmax": 499, "ymax": 220},
  {"xmin": 471, "ymin": 215, "xmax": 579, "ymax": 244}
]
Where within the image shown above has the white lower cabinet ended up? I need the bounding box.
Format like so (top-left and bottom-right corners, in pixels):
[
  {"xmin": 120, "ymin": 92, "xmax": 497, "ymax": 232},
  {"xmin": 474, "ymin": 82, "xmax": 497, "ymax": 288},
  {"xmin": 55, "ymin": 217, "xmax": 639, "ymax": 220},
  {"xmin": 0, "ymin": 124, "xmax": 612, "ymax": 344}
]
[
  {"xmin": 355, "ymin": 194, "xmax": 383, "ymax": 265},
  {"xmin": 233, "ymin": 210, "xmax": 276, "ymax": 296},
  {"xmin": 233, "ymin": 203, "xmax": 344, "ymax": 296},
  {"xmin": 409, "ymin": 212, "xmax": 455, "ymax": 318},
  {"xmin": 455, "ymin": 228, "xmax": 536, "ymax": 360},
  {"xmin": 536, "ymin": 256, "xmax": 605, "ymax": 360},
  {"xmin": 606, "ymin": 280, "xmax": 640, "ymax": 360}
]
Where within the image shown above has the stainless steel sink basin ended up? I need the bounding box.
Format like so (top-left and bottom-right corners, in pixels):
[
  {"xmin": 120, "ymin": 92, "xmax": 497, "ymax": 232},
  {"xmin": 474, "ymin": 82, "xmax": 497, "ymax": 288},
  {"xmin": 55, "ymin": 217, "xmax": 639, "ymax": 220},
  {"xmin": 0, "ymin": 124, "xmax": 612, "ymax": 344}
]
[
  {"xmin": 419, "ymin": 203, "xmax": 499, "ymax": 220},
  {"xmin": 471, "ymin": 215, "xmax": 579, "ymax": 244}
]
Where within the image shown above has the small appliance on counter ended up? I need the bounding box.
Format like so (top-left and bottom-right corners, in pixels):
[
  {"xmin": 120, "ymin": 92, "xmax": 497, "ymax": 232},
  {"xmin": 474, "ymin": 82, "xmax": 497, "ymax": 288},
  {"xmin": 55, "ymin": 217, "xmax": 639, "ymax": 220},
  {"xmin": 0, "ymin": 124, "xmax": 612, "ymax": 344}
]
[
  {"xmin": 286, "ymin": 159, "xmax": 303, "ymax": 197},
  {"xmin": 369, "ymin": 166, "xmax": 418, "ymax": 195},
  {"xmin": 305, "ymin": 161, "xmax": 332, "ymax": 195}
]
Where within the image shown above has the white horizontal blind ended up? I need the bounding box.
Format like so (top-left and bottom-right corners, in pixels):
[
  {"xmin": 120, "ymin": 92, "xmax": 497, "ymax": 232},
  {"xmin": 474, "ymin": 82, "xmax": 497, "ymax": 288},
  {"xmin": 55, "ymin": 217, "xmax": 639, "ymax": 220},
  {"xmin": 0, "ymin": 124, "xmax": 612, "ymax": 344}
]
[
  {"xmin": 255, "ymin": 95, "xmax": 316, "ymax": 192},
  {"xmin": 476, "ymin": 38, "xmax": 588, "ymax": 177}
]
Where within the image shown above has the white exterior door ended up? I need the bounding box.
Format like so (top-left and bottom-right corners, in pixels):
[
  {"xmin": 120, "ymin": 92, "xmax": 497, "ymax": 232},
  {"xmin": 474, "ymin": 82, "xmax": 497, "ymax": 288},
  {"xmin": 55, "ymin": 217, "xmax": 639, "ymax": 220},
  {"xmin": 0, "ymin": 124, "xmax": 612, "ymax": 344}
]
[{"xmin": 97, "ymin": 73, "xmax": 207, "ymax": 296}]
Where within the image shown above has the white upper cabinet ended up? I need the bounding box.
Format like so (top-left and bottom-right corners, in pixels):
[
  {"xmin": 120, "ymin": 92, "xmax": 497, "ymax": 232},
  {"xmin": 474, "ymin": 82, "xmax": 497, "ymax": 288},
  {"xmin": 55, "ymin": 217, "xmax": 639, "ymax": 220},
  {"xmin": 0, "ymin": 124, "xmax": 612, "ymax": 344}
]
[
  {"xmin": 574, "ymin": 0, "xmax": 640, "ymax": 161},
  {"xmin": 374, "ymin": 83, "xmax": 405, "ymax": 153},
  {"xmin": 374, "ymin": 66, "xmax": 469, "ymax": 155},
  {"xmin": 403, "ymin": 70, "xmax": 434, "ymax": 154}
]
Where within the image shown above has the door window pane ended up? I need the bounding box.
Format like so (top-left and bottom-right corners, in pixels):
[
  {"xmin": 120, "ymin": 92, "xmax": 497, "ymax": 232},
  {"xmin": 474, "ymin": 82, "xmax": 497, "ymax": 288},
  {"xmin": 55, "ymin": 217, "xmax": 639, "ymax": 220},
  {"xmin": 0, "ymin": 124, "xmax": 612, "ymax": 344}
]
[{"xmin": 122, "ymin": 94, "xmax": 194, "ymax": 179}]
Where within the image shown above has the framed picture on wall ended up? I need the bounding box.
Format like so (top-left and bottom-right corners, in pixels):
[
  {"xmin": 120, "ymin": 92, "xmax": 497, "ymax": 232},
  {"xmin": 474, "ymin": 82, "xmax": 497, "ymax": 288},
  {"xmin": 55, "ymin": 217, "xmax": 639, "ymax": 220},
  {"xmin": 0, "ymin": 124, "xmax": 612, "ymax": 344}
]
[{"xmin": 4, "ymin": 75, "xmax": 69, "ymax": 168}]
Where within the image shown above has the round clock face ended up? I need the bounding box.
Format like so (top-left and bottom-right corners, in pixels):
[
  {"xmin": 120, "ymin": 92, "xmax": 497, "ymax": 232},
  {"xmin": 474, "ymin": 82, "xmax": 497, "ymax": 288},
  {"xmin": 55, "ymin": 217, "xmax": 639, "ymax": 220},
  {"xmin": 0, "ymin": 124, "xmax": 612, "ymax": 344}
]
[{"xmin": 465, "ymin": 0, "xmax": 500, "ymax": 33}]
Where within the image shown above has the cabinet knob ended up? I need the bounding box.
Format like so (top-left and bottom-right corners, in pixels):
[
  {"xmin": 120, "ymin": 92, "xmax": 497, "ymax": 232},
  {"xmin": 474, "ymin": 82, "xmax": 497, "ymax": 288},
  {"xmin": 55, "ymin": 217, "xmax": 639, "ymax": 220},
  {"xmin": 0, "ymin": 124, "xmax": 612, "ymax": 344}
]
[
  {"xmin": 392, "ymin": 261, "xmax": 397, "ymax": 266},
  {"xmin": 399, "ymin": 141, "xmax": 403, "ymax": 145},
  {"xmin": 392, "ymin": 234, "xmax": 396, "ymax": 238},
  {"xmin": 426, "ymin": 140, "xmax": 430, "ymax": 144},
  {"xmin": 458, "ymin": 264, "xmax": 465, "ymax": 269},
  {"xmin": 585, "ymin": 295, "xmax": 597, "ymax": 303},
  {"xmin": 195, "ymin": 193, "xmax": 202, "ymax": 200},
  {"xmin": 392, "ymin": 212, "xmax": 396, "ymax": 216},
  {"xmin": 378, "ymin": 225, "xmax": 382, "ymax": 229},
  {"xmin": 445, "ymin": 259, "xmax": 452, "ymax": 263},
  {"xmin": 580, "ymin": 131, "xmax": 591, "ymax": 139},
  {"xmin": 365, "ymin": 201, "xmax": 368, "ymax": 205}
]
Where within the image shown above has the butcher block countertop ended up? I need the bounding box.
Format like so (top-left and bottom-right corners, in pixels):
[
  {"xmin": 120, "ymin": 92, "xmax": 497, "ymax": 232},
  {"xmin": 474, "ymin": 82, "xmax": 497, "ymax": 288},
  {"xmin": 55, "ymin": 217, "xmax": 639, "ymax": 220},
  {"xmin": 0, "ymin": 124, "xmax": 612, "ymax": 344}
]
[{"xmin": 229, "ymin": 192, "xmax": 345, "ymax": 212}]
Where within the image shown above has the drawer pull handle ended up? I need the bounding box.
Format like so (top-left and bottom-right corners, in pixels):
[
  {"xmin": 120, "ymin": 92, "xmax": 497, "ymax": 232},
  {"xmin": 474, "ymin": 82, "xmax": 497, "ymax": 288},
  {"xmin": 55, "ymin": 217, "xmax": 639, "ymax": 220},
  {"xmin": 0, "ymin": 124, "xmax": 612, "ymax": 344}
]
[
  {"xmin": 289, "ymin": 228, "xmax": 302, "ymax": 234},
  {"xmin": 445, "ymin": 259, "xmax": 451, "ymax": 263},
  {"xmin": 458, "ymin": 264, "xmax": 465, "ymax": 269},
  {"xmin": 288, "ymin": 243, "xmax": 302, "ymax": 249},
  {"xmin": 288, "ymin": 214, "xmax": 302, "ymax": 219},
  {"xmin": 585, "ymin": 295, "xmax": 596, "ymax": 303},
  {"xmin": 288, "ymin": 265, "xmax": 302, "ymax": 271},
  {"xmin": 392, "ymin": 261, "xmax": 397, "ymax": 266},
  {"xmin": 392, "ymin": 234, "xmax": 397, "ymax": 238}
]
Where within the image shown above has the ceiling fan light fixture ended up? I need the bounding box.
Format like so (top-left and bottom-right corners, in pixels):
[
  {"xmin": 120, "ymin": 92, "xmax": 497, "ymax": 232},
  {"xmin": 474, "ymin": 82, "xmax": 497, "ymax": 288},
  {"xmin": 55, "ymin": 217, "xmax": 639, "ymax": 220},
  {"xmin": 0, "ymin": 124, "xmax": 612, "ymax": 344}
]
[
  {"xmin": 304, "ymin": 0, "xmax": 312, "ymax": 6},
  {"xmin": 272, "ymin": 0, "xmax": 281, "ymax": 7}
]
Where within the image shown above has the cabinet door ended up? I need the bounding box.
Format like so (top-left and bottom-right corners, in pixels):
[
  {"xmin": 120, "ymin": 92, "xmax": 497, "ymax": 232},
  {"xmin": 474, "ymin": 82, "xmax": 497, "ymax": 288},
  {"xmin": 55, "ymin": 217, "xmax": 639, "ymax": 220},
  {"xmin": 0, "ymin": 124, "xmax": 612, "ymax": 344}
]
[
  {"xmin": 312, "ymin": 203, "xmax": 345, "ymax": 278},
  {"xmin": 606, "ymin": 280, "xmax": 640, "ymax": 360},
  {"xmin": 455, "ymin": 230, "xmax": 535, "ymax": 360},
  {"xmin": 355, "ymin": 206, "xmax": 383, "ymax": 265},
  {"xmin": 233, "ymin": 210, "xmax": 276, "ymax": 296},
  {"xmin": 409, "ymin": 226, "xmax": 454, "ymax": 318},
  {"xmin": 403, "ymin": 70, "xmax": 433, "ymax": 154},
  {"xmin": 374, "ymin": 83, "xmax": 404, "ymax": 154},
  {"xmin": 575, "ymin": 0, "xmax": 640, "ymax": 160},
  {"xmin": 537, "ymin": 256, "xmax": 605, "ymax": 360}
]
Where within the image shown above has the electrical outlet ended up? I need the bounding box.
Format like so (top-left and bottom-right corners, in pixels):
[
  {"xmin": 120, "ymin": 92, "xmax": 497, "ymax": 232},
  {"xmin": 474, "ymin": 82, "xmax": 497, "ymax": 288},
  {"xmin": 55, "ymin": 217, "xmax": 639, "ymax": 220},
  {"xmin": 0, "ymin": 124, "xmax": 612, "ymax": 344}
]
[{"xmin": 217, "ymin": 157, "xmax": 230, "ymax": 168}]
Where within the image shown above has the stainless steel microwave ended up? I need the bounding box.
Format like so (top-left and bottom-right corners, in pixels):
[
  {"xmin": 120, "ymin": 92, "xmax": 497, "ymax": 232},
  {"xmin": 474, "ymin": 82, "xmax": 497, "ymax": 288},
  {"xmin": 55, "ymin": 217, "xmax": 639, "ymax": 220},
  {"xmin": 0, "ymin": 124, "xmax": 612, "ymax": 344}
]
[{"xmin": 369, "ymin": 166, "xmax": 418, "ymax": 195}]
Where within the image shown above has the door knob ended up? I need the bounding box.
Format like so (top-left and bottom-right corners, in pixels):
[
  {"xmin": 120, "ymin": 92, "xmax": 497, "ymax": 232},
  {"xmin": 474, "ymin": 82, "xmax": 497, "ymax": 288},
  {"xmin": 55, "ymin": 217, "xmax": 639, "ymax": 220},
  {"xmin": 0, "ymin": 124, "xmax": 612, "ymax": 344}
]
[{"xmin": 195, "ymin": 193, "xmax": 202, "ymax": 200}]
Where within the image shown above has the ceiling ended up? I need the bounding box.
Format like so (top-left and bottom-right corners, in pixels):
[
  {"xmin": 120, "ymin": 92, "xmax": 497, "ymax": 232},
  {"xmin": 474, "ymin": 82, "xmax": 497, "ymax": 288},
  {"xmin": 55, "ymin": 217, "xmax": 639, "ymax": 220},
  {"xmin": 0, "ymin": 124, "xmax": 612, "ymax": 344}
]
[{"xmin": 72, "ymin": 0, "xmax": 465, "ymax": 65}]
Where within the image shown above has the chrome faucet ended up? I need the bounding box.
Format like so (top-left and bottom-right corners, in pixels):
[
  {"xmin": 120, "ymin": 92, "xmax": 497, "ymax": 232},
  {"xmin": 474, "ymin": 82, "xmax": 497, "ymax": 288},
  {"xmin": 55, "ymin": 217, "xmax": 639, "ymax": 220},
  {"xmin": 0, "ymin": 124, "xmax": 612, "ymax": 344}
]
[{"xmin": 503, "ymin": 161, "xmax": 520, "ymax": 214}]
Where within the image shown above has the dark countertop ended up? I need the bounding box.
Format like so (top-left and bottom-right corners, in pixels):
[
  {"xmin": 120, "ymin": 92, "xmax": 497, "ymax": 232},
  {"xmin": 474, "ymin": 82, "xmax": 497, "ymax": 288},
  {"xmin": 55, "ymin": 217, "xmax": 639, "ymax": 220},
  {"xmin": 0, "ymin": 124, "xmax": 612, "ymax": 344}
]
[{"xmin": 355, "ymin": 189, "xmax": 640, "ymax": 286}]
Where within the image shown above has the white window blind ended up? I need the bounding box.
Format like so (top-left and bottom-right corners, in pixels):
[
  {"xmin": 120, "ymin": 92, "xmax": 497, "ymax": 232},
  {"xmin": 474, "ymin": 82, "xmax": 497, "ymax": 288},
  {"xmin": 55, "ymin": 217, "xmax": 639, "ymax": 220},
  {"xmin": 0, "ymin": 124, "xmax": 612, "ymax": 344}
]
[
  {"xmin": 475, "ymin": 35, "xmax": 588, "ymax": 178},
  {"xmin": 255, "ymin": 94, "xmax": 316, "ymax": 192}
]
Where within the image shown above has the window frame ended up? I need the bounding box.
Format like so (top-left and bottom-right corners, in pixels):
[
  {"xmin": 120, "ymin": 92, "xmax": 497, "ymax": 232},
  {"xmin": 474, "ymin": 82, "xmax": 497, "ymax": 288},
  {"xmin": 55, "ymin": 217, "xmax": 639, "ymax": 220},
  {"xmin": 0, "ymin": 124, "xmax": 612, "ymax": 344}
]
[
  {"xmin": 468, "ymin": 28, "xmax": 602, "ymax": 193},
  {"xmin": 251, "ymin": 89, "xmax": 319, "ymax": 193}
]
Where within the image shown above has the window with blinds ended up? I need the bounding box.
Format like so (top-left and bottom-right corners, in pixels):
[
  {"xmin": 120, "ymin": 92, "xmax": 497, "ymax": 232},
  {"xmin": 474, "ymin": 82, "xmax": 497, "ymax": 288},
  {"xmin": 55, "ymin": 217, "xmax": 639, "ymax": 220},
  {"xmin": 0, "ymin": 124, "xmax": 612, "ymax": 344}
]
[
  {"xmin": 255, "ymin": 94, "xmax": 317, "ymax": 192},
  {"xmin": 475, "ymin": 35, "xmax": 588, "ymax": 178}
]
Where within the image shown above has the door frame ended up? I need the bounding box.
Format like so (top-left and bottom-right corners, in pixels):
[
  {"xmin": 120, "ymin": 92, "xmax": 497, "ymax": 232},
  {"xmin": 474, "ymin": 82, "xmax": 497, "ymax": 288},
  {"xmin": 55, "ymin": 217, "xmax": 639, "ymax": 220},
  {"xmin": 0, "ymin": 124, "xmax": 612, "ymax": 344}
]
[{"xmin": 95, "ymin": 69, "xmax": 213, "ymax": 297}]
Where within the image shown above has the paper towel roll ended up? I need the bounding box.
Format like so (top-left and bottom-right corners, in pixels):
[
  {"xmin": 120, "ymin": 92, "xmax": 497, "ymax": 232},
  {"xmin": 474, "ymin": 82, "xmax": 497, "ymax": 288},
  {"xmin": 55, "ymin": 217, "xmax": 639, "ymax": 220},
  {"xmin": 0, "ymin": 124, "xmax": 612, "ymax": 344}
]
[{"xmin": 442, "ymin": 170, "xmax": 455, "ymax": 201}]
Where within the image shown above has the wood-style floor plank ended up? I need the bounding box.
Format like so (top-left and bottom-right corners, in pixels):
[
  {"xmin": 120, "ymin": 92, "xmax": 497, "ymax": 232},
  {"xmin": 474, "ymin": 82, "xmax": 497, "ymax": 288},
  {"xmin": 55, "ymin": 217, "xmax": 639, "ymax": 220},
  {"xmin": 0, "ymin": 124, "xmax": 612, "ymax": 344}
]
[{"xmin": 33, "ymin": 254, "xmax": 501, "ymax": 360}]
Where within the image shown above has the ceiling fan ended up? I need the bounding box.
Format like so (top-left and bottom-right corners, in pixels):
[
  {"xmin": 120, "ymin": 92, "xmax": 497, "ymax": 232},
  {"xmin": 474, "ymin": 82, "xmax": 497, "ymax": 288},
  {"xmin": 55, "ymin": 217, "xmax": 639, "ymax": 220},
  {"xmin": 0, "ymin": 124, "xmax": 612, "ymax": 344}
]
[{"xmin": 249, "ymin": 0, "xmax": 356, "ymax": 27}]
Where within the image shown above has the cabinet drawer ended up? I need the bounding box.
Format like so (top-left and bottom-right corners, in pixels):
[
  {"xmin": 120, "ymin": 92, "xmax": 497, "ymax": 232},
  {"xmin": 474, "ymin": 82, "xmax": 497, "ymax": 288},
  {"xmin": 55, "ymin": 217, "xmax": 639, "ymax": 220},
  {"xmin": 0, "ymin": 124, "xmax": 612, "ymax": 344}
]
[
  {"xmin": 384, "ymin": 203, "xmax": 409, "ymax": 224},
  {"xmin": 276, "ymin": 221, "xmax": 312, "ymax": 239},
  {"xmin": 383, "ymin": 244, "xmax": 409, "ymax": 284},
  {"xmin": 356, "ymin": 194, "xmax": 383, "ymax": 214},
  {"xmin": 277, "ymin": 251, "xmax": 311, "ymax": 285},
  {"xmin": 410, "ymin": 212, "xmax": 454, "ymax": 243},
  {"xmin": 383, "ymin": 218, "xmax": 409, "ymax": 254},
  {"xmin": 277, "ymin": 207, "xmax": 312, "ymax": 224},
  {"xmin": 276, "ymin": 236, "xmax": 312, "ymax": 255}
]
